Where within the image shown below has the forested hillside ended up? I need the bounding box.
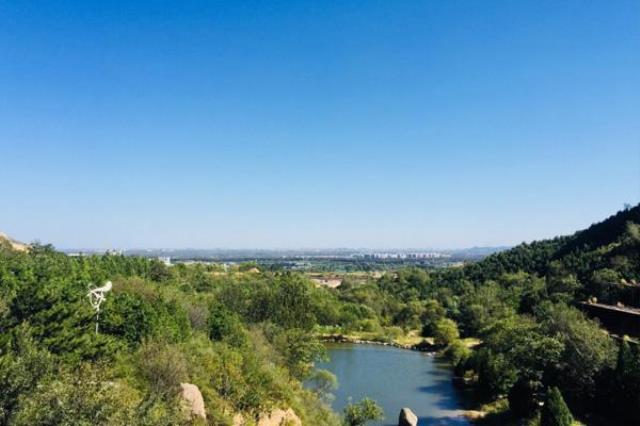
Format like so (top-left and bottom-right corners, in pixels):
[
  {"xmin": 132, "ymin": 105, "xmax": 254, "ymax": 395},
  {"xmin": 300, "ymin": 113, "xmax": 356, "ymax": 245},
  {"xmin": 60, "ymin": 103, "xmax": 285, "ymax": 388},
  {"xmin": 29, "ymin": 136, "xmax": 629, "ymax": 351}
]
[
  {"xmin": 463, "ymin": 204, "xmax": 640, "ymax": 286},
  {"xmin": 337, "ymin": 204, "xmax": 640, "ymax": 424},
  {"xmin": 1, "ymin": 204, "xmax": 639, "ymax": 425},
  {"xmin": 0, "ymin": 244, "xmax": 351, "ymax": 425},
  {"xmin": 429, "ymin": 204, "xmax": 640, "ymax": 425}
]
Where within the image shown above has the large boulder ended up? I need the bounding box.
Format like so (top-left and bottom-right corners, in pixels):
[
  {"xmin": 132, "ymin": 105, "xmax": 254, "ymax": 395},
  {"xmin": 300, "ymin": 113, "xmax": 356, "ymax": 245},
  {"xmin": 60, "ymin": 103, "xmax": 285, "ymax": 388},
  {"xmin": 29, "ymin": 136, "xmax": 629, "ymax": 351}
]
[
  {"xmin": 180, "ymin": 383, "xmax": 206, "ymax": 420},
  {"xmin": 398, "ymin": 407, "xmax": 418, "ymax": 426}
]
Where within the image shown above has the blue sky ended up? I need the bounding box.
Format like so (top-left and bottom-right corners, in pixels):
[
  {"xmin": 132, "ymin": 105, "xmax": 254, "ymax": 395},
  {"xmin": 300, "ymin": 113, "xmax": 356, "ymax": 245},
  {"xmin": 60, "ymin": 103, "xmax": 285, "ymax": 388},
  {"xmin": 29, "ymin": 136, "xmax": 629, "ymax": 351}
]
[{"xmin": 1, "ymin": 1, "xmax": 639, "ymax": 249}]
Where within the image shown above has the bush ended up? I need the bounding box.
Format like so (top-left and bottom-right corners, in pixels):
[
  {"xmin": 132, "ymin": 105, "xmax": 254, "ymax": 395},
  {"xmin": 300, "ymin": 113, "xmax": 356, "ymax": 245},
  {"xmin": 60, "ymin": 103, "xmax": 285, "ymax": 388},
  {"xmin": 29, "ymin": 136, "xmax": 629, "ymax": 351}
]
[
  {"xmin": 10, "ymin": 365, "xmax": 142, "ymax": 426},
  {"xmin": 377, "ymin": 326, "xmax": 403, "ymax": 343},
  {"xmin": 355, "ymin": 318, "xmax": 382, "ymax": 333},
  {"xmin": 136, "ymin": 341, "xmax": 188, "ymax": 399},
  {"xmin": 444, "ymin": 339, "xmax": 471, "ymax": 366},
  {"xmin": 343, "ymin": 398, "xmax": 384, "ymax": 426}
]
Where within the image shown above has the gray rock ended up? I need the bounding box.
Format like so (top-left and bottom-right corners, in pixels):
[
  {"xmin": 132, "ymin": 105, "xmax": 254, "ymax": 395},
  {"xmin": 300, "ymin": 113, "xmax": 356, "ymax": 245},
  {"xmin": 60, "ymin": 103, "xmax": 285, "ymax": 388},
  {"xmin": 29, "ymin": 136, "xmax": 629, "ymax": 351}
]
[{"xmin": 398, "ymin": 407, "xmax": 418, "ymax": 426}]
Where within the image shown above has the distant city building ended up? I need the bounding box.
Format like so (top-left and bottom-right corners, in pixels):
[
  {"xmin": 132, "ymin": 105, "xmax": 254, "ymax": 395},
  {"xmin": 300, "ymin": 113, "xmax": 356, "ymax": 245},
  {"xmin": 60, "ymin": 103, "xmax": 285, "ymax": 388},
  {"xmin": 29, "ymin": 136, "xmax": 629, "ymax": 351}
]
[{"xmin": 360, "ymin": 251, "xmax": 450, "ymax": 260}]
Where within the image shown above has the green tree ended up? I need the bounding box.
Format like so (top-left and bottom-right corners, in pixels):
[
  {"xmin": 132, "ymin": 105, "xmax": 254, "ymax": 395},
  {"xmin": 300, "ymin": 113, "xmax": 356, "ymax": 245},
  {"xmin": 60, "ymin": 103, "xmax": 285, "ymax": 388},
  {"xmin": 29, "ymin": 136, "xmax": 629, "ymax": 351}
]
[
  {"xmin": 433, "ymin": 318, "xmax": 459, "ymax": 346},
  {"xmin": 541, "ymin": 387, "xmax": 573, "ymax": 426},
  {"xmin": 308, "ymin": 369, "xmax": 337, "ymax": 402},
  {"xmin": 270, "ymin": 328, "xmax": 326, "ymax": 379},
  {"xmin": 539, "ymin": 303, "xmax": 615, "ymax": 406},
  {"xmin": 208, "ymin": 302, "xmax": 247, "ymax": 347},
  {"xmin": 420, "ymin": 299, "xmax": 446, "ymax": 337}
]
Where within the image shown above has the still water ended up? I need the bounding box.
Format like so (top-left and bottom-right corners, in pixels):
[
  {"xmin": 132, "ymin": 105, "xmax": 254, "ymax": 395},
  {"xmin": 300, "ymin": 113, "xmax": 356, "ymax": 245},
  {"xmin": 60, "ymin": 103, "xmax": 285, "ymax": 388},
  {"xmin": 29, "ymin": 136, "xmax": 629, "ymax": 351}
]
[{"xmin": 317, "ymin": 344, "xmax": 471, "ymax": 426}]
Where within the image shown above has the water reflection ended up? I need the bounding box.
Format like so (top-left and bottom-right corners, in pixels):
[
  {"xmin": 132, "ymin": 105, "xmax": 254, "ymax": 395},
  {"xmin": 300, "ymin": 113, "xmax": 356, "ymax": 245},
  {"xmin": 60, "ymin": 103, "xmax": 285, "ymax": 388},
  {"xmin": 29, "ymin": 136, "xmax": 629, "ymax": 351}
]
[{"xmin": 315, "ymin": 344, "xmax": 470, "ymax": 426}]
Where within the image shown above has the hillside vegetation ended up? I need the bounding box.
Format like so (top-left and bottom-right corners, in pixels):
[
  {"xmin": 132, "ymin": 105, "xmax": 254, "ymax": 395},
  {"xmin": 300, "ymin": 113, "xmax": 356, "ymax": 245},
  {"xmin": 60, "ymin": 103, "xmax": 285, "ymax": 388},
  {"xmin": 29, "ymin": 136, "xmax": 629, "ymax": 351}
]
[
  {"xmin": 0, "ymin": 205, "xmax": 639, "ymax": 425},
  {"xmin": 426, "ymin": 205, "xmax": 640, "ymax": 424}
]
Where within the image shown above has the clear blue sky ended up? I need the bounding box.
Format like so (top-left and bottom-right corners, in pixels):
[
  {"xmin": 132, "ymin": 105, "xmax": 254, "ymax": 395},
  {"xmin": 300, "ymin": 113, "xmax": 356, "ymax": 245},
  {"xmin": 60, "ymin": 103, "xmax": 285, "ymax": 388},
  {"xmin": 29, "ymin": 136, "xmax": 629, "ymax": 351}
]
[{"xmin": 1, "ymin": 1, "xmax": 638, "ymax": 249}]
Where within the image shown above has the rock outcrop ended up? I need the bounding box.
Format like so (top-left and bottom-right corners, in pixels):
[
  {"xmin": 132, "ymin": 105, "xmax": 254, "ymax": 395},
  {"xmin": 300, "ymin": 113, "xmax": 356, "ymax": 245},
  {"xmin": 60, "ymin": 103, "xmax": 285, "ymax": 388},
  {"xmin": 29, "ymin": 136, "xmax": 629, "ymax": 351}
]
[
  {"xmin": 0, "ymin": 233, "xmax": 29, "ymax": 252},
  {"xmin": 180, "ymin": 383, "xmax": 206, "ymax": 420},
  {"xmin": 232, "ymin": 414, "xmax": 244, "ymax": 426},
  {"xmin": 257, "ymin": 408, "xmax": 301, "ymax": 426},
  {"xmin": 233, "ymin": 408, "xmax": 301, "ymax": 426},
  {"xmin": 398, "ymin": 407, "xmax": 418, "ymax": 426}
]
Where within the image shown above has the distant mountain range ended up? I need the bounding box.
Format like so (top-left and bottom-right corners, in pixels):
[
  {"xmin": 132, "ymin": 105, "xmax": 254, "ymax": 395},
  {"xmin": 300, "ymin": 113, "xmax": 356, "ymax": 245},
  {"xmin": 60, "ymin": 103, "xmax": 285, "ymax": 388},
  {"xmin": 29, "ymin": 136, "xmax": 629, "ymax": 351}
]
[
  {"xmin": 58, "ymin": 246, "xmax": 509, "ymax": 261},
  {"xmin": 1, "ymin": 230, "xmax": 509, "ymax": 261}
]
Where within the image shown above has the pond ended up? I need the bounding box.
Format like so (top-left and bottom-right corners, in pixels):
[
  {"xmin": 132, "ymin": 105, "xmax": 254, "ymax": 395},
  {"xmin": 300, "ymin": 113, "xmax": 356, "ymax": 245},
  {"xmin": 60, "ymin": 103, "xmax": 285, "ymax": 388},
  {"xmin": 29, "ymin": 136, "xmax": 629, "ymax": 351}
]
[{"xmin": 316, "ymin": 344, "xmax": 471, "ymax": 426}]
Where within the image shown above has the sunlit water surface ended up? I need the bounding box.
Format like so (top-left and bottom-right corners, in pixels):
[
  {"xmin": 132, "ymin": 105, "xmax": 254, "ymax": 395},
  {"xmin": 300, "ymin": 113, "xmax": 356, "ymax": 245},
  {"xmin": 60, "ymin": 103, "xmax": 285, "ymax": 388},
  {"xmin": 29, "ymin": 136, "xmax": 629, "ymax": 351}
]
[{"xmin": 315, "ymin": 344, "xmax": 471, "ymax": 426}]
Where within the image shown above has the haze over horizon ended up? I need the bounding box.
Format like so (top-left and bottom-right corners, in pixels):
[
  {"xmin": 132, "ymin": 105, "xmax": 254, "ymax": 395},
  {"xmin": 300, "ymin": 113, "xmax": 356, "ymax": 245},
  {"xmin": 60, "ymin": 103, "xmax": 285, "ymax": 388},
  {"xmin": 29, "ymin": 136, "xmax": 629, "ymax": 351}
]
[{"xmin": 2, "ymin": 1, "xmax": 639, "ymax": 249}]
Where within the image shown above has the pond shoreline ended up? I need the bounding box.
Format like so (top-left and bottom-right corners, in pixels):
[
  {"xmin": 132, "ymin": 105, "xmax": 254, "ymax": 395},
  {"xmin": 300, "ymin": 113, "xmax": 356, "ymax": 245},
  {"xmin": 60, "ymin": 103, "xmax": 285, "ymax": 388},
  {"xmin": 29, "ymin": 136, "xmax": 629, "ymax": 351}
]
[
  {"xmin": 318, "ymin": 333, "xmax": 443, "ymax": 352},
  {"xmin": 317, "ymin": 338, "xmax": 488, "ymax": 424}
]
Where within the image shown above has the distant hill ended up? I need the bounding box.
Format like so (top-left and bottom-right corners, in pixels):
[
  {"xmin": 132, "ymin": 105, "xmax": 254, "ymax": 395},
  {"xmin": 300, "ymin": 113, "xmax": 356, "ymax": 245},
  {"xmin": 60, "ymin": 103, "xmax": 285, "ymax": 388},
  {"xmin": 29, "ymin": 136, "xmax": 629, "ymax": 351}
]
[
  {"xmin": 0, "ymin": 232, "xmax": 30, "ymax": 252},
  {"xmin": 448, "ymin": 246, "xmax": 510, "ymax": 260},
  {"xmin": 464, "ymin": 204, "xmax": 640, "ymax": 291}
]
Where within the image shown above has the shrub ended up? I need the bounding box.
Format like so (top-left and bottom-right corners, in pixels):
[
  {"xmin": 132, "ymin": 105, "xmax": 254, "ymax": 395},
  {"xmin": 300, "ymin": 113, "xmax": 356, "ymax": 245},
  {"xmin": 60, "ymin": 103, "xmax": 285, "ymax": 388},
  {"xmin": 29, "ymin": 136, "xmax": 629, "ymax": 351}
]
[
  {"xmin": 10, "ymin": 365, "xmax": 141, "ymax": 426},
  {"xmin": 136, "ymin": 341, "xmax": 188, "ymax": 399},
  {"xmin": 343, "ymin": 398, "xmax": 384, "ymax": 426},
  {"xmin": 308, "ymin": 369, "xmax": 337, "ymax": 402},
  {"xmin": 444, "ymin": 339, "xmax": 471, "ymax": 366},
  {"xmin": 355, "ymin": 318, "xmax": 381, "ymax": 333}
]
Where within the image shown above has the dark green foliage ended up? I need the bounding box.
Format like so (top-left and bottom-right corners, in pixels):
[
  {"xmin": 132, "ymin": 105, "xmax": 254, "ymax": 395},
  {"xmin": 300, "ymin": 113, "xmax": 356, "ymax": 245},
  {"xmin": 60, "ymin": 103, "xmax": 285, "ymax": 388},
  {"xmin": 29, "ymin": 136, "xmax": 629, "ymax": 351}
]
[
  {"xmin": 0, "ymin": 326, "xmax": 52, "ymax": 423},
  {"xmin": 147, "ymin": 259, "xmax": 173, "ymax": 283},
  {"xmin": 541, "ymin": 387, "xmax": 573, "ymax": 426},
  {"xmin": 6, "ymin": 272, "xmax": 116, "ymax": 360},
  {"xmin": 474, "ymin": 348, "xmax": 518, "ymax": 398},
  {"xmin": 378, "ymin": 268, "xmax": 433, "ymax": 300},
  {"xmin": 208, "ymin": 302, "xmax": 247, "ymax": 347},
  {"xmin": 101, "ymin": 291, "xmax": 190, "ymax": 345},
  {"xmin": 538, "ymin": 303, "xmax": 615, "ymax": 407},
  {"xmin": 508, "ymin": 377, "xmax": 541, "ymax": 417},
  {"xmin": 432, "ymin": 205, "xmax": 639, "ymax": 420},
  {"xmin": 420, "ymin": 299, "xmax": 446, "ymax": 336},
  {"xmin": 0, "ymin": 246, "xmax": 340, "ymax": 426},
  {"xmin": 0, "ymin": 204, "xmax": 638, "ymax": 425},
  {"xmin": 598, "ymin": 339, "xmax": 640, "ymax": 424}
]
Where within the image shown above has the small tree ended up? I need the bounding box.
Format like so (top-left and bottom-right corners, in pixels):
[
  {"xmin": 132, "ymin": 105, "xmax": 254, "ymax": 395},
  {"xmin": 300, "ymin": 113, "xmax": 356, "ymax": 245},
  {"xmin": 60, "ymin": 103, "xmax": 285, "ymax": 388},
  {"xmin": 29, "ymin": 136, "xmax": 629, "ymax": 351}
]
[
  {"xmin": 208, "ymin": 302, "xmax": 247, "ymax": 347},
  {"xmin": 541, "ymin": 386, "xmax": 573, "ymax": 426},
  {"xmin": 308, "ymin": 369, "xmax": 337, "ymax": 402},
  {"xmin": 343, "ymin": 397, "xmax": 384, "ymax": 426},
  {"xmin": 433, "ymin": 318, "xmax": 459, "ymax": 346}
]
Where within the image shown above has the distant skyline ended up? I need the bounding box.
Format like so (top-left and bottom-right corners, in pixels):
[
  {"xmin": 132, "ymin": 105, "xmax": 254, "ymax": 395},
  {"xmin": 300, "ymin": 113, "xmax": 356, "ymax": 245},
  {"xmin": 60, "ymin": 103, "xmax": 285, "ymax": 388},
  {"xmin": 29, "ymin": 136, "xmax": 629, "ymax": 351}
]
[{"xmin": 1, "ymin": 1, "xmax": 639, "ymax": 249}]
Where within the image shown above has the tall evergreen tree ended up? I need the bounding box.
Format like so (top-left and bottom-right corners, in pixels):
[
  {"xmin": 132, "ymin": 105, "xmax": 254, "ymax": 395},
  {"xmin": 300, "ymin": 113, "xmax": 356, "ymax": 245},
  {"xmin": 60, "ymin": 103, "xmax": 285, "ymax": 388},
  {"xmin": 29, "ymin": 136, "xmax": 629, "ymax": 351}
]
[{"xmin": 541, "ymin": 387, "xmax": 573, "ymax": 426}]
